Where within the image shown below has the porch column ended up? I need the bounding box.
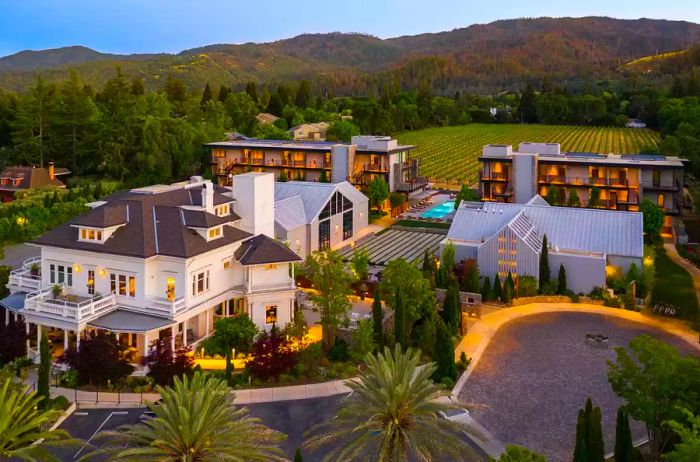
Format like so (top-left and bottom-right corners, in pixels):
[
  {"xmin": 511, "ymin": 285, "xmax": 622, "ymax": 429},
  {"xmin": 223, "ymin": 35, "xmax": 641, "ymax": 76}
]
[
  {"xmin": 205, "ymin": 309, "xmax": 210, "ymax": 337},
  {"xmin": 63, "ymin": 329, "xmax": 69, "ymax": 351},
  {"xmin": 25, "ymin": 322, "xmax": 30, "ymax": 353},
  {"xmin": 76, "ymin": 329, "xmax": 81, "ymax": 349},
  {"xmin": 183, "ymin": 319, "xmax": 188, "ymax": 346},
  {"xmin": 143, "ymin": 332, "xmax": 149, "ymax": 358},
  {"xmin": 36, "ymin": 324, "xmax": 41, "ymax": 347},
  {"xmin": 170, "ymin": 326, "xmax": 175, "ymax": 351}
]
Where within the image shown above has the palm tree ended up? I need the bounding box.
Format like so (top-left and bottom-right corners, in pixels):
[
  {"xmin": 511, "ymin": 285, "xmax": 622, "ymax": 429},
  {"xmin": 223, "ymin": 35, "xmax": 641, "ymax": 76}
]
[
  {"xmin": 304, "ymin": 345, "xmax": 474, "ymax": 461},
  {"xmin": 88, "ymin": 372, "xmax": 286, "ymax": 461},
  {"xmin": 0, "ymin": 377, "xmax": 77, "ymax": 461}
]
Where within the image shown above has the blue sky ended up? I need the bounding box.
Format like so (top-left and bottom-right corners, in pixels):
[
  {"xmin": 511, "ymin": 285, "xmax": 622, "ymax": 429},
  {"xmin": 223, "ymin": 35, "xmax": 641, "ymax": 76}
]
[{"xmin": 0, "ymin": 0, "xmax": 699, "ymax": 57}]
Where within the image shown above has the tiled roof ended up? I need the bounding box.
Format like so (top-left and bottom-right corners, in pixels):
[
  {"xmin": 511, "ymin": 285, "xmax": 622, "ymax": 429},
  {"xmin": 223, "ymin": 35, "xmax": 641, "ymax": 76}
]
[
  {"xmin": 447, "ymin": 196, "xmax": 643, "ymax": 258},
  {"xmin": 234, "ymin": 234, "xmax": 302, "ymax": 265}
]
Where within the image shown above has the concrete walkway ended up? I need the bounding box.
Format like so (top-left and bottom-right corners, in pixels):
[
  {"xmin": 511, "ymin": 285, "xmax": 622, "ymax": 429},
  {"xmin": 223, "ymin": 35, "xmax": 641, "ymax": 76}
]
[
  {"xmin": 453, "ymin": 302, "xmax": 700, "ymax": 400},
  {"xmin": 664, "ymin": 242, "xmax": 700, "ymax": 306}
]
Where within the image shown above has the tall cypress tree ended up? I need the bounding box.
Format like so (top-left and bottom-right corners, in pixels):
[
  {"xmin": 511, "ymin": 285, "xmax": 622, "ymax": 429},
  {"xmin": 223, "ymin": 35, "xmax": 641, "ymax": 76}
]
[
  {"xmin": 539, "ymin": 234, "xmax": 550, "ymax": 291},
  {"xmin": 37, "ymin": 331, "xmax": 51, "ymax": 409},
  {"xmin": 614, "ymin": 407, "xmax": 634, "ymax": 462},
  {"xmin": 394, "ymin": 287, "xmax": 406, "ymax": 347},
  {"xmin": 493, "ymin": 274, "xmax": 502, "ymax": 301},
  {"xmin": 588, "ymin": 405, "xmax": 605, "ymax": 462},
  {"xmin": 442, "ymin": 281, "xmax": 461, "ymax": 334},
  {"xmin": 573, "ymin": 409, "xmax": 588, "ymax": 462},
  {"xmin": 558, "ymin": 264, "xmax": 567, "ymax": 295},
  {"xmin": 481, "ymin": 276, "xmax": 491, "ymax": 302},
  {"xmin": 200, "ymin": 82, "xmax": 213, "ymax": 107},
  {"xmin": 433, "ymin": 318, "xmax": 457, "ymax": 382},
  {"xmin": 372, "ymin": 290, "xmax": 383, "ymax": 348}
]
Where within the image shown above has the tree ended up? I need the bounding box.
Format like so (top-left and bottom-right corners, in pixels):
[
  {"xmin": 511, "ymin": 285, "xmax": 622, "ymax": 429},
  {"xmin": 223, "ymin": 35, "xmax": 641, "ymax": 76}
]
[
  {"xmin": 217, "ymin": 85, "xmax": 231, "ymax": 103},
  {"xmin": 481, "ymin": 276, "xmax": 491, "ymax": 302},
  {"xmin": 545, "ymin": 186, "xmax": 562, "ymax": 206},
  {"xmin": 367, "ymin": 176, "xmax": 389, "ymax": 209},
  {"xmin": 573, "ymin": 398, "xmax": 604, "ymax": 462},
  {"xmin": 665, "ymin": 409, "xmax": 700, "ymax": 462},
  {"xmin": 640, "ymin": 198, "xmax": 665, "ymax": 239},
  {"xmin": 294, "ymin": 447, "xmax": 304, "ymax": 462},
  {"xmin": 13, "ymin": 76, "xmax": 54, "ymax": 167},
  {"xmin": 539, "ymin": 235, "xmax": 550, "ymax": 291},
  {"xmin": 266, "ymin": 92, "xmax": 284, "ymax": 116},
  {"xmin": 246, "ymin": 327, "xmax": 298, "ymax": 381},
  {"xmin": 305, "ymin": 249, "xmax": 353, "ymax": 353},
  {"xmin": 142, "ymin": 339, "xmax": 194, "ymax": 386},
  {"xmin": 517, "ymin": 83, "xmax": 538, "ymax": 123},
  {"xmin": 61, "ymin": 331, "xmax": 134, "ymax": 386},
  {"xmin": 325, "ymin": 120, "xmax": 360, "ymax": 142},
  {"xmin": 91, "ymin": 372, "xmax": 286, "ymax": 461},
  {"xmin": 0, "ymin": 377, "xmax": 77, "ymax": 461},
  {"xmin": 558, "ymin": 264, "xmax": 567, "ymax": 294},
  {"xmin": 442, "ymin": 281, "xmax": 461, "ymax": 335},
  {"xmin": 0, "ymin": 316, "xmax": 27, "ymax": 366},
  {"xmin": 351, "ymin": 247, "xmax": 370, "ymax": 281},
  {"xmin": 200, "ymin": 82, "xmax": 213, "ymax": 107},
  {"xmin": 493, "ymin": 274, "xmax": 502, "ymax": 301},
  {"xmin": 433, "ymin": 318, "xmax": 457, "ymax": 382},
  {"xmin": 295, "ymin": 80, "xmax": 311, "ymax": 108},
  {"xmin": 454, "ymin": 184, "xmax": 477, "ymax": 210},
  {"xmin": 568, "ymin": 189, "xmax": 581, "ymax": 207},
  {"xmin": 607, "ymin": 334, "xmax": 700, "ymax": 457},
  {"xmin": 589, "ymin": 187, "xmax": 601, "ymax": 208},
  {"xmin": 372, "ymin": 289, "xmax": 383, "ymax": 347},
  {"xmin": 283, "ymin": 307, "xmax": 309, "ymax": 346},
  {"xmin": 350, "ymin": 319, "xmax": 376, "ymax": 361},
  {"xmin": 614, "ymin": 407, "xmax": 635, "ymax": 462},
  {"xmin": 394, "ymin": 287, "xmax": 407, "ymax": 347},
  {"xmin": 245, "ymin": 81, "xmax": 258, "ymax": 102},
  {"xmin": 37, "ymin": 332, "xmax": 50, "ymax": 409},
  {"xmin": 498, "ymin": 445, "xmax": 547, "ymax": 461},
  {"xmin": 422, "ymin": 249, "xmax": 438, "ymax": 289},
  {"xmin": 304, "ymin": 345, "xmax": 473, "ymax": 461},
  {"xmin": 461, "ymin": 259, "xmax": 480, "ymax": 293},
  {"xmin": 204, "ymin": 316, "xmax": 258, "ymax": 385},
  {"xmin": 501, "ymin": 278, "xmax": 513, "ymax": 304}
]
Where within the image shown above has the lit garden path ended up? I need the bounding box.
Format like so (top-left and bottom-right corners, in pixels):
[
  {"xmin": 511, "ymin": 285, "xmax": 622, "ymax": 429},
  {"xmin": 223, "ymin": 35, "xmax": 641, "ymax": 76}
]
[{"xmin": 453, "ymin": 307, "xmax": 700, "ymax": 462}]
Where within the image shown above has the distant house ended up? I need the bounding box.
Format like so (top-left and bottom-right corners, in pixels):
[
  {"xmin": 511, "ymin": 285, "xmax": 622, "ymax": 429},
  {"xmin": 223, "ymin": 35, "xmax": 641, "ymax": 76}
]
[
  {"xmin": 289, "ymin": 122, "xmax": 330, "ymax": 141},
  {"xmin": 626, "ymin": 119, "xmax": 647, "ymax": 129},
  {"xmin": 0, "ymin": 163, "xmax": 69, "ymax": 203},
  {"xmin": 256, "ymin": 113, "xmax": 280, "ymax": 125}
]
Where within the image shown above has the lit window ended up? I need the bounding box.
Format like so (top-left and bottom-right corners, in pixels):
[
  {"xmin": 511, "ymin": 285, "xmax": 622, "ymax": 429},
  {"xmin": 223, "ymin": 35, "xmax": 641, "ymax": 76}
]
[
  {"xmin": 129, "ymin": 276, "xmax": 136, "ymax": 297},
  {"xmin": 50, "ymin": 264, "xmax": 72, "ymax": 287},
  {"xmin": 110, "ymin": 272, "xmax": 136, "ymax": 297},
  {"xmin": 80, "ymin": 227, "xmax": 104, "ymax": 242},
  {"xmin": 208, "ymin": 227, "xmax": 222, "ymax": 239},
  {"xmin": 223, "ymin": 260, "xmax": 231, "ymax": 269},
  {"xmin": 265, "ymin": 305, "xmax": 277, "ymax": 324},
  {"xmin": 87, "ymin": 270, "xmax": 95, "ymax": 295},
  {"xmin": 657, "ymin": 194, "xmax": 664, "ymax": 208},
  {"xmin": 264, "ymin": 264, "xmax": 278, "ymax": 270}
]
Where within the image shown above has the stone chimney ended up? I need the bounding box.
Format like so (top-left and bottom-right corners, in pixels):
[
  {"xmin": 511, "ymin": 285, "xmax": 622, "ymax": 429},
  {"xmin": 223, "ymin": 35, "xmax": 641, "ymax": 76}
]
[
  {"xmin": 201, "ymin": 180, "xmax": 214, "ymax": 214},
  {"xmin": 48, "ymin": 162, "xmax": 55, "ymax": 180}
]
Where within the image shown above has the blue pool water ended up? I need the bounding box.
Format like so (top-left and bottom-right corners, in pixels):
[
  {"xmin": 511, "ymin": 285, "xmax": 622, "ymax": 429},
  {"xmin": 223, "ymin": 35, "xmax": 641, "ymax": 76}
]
[{"xmin": 420, "ymin": 201, "xmax": 455, "ymax": 219}]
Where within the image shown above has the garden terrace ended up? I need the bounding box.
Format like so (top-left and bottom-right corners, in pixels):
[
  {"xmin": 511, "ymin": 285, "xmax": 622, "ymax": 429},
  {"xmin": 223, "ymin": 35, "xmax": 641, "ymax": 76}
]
[{"xmin": 339, "ymin": 227, "xmax": 446, "ymax": 266}]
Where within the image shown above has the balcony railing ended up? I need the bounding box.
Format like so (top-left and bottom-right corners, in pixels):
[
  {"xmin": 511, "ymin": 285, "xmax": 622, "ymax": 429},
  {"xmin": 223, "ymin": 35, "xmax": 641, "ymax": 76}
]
[
  {"xmin": 538, "ymin": 175, "xmax": 637, "ymax": 188},
  {"xmin": 396, "ymin": 176, "xmax": 429, "ymax": 192},
  {"xmin": 247, "ymin": 279, "xmax": 296, "ymax": 293},
  {"xmin": 8, "ymin": 256, "xmax": 43, "ymax": 293},
  {"xmin": 144, "ymin": 295, "xmax": 187, "ymax": 316},
  {"xmin": 481, "ymin": 171, "xmax": 509, "ymax": 181},
  {"xmin": 640, "ymin": 179, "xmax": 681, "ymax": 192},
  {"xmin": 23, "ymin": 285, "xmax": 117, "ymax": 323},
  {"xmin": 364, "ymin": 163, "xmax": 388, "ymax": 172}
]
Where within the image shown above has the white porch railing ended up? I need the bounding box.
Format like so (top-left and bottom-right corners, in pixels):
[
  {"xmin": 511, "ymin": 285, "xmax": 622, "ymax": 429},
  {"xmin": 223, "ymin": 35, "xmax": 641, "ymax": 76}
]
[
  {"xmin": 247, "ymin": 279, "xmax": 296, "ymax": 293},
  {"xmin": 8, "ymin": 256, "xmax": 43, "ymax": 292},
  {"xmin": 143, "ymin": 295, "xmax": 187, "ymax": 316},
  {"xmin": 22, "ymin": 285, "xmax": 118, "ymax": 323}
]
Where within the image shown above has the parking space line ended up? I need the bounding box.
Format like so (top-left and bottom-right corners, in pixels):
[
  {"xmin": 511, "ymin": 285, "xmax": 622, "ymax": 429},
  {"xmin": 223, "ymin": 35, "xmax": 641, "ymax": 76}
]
[
  {"xmin": 73, "ymin": 411, "xmax": 128, "ymax": 459},
  {"xmin": 74, "ymin": 412, "xmax": 89, "ymax": 416}
]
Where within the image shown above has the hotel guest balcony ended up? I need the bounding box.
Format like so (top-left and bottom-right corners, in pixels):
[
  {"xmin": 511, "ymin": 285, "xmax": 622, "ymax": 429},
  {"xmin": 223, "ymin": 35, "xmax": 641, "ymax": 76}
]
[
  {"xmin": 23, "ymin": 284, "xmax": 117, "ymax": 324},
  {"xmin": 538, "ymin": 174, "xmax": 638, "ymax": 188},
  {"xmin": 480, "ymin": 171, "xmax": 509, "ymax": 181},
  {"xmin": 8, "ymin": 256, "xmax": 42, "ymax": 293}
]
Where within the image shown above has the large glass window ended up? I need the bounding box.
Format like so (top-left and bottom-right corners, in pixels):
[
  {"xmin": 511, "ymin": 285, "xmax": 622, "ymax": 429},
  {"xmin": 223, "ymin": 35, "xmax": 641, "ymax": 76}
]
[
  {"xmin": 319, "ymin": 220, "xmax": 331, "ymax": 250},
  {"xmin": 110, "ymin": 272, "xmax": 135, "ymax": 297},
  {"xmin": 50, "ymin": 264, "xmax": 72, "ymax": 287},
  {"xmin": 343, "ymin": 210, "xmax": 353, "ymax": 240},
  {"xmin": 319, "ymin": 192, "xmax": 352, "ymax": 221}
]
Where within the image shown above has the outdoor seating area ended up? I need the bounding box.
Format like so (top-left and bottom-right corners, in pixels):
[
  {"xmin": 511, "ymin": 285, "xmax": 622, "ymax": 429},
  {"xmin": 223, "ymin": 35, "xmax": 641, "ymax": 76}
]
[{"xmin": 399, "ymin": 191, "xmax": 456, "ymax": 222}]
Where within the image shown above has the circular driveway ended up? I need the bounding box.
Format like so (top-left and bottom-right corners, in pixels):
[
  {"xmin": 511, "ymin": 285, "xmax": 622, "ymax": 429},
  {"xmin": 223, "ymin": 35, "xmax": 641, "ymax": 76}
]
[{"xmin": 458, "ymin": 312, "xmax": 697, "ymax": 462}]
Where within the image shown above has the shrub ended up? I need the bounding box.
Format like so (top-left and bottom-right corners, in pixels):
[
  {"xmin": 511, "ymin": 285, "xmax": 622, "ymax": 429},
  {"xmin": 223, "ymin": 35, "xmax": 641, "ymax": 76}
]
[
  {"xmin": 440, "ymin": 376, "xmax": 455, "ymax": 388},
  {"xmin": 142, "ymin": 339, "xmax": 194, "ymax": 386},
  {"xmin": 246, "ymin": 328, "xmax": 298, "ymax": 381},
  {"xmin": 458, "ymin": 352, "xmax": 471, "ymax": 371},
  {"xmin": 47, "ymin": 395, "xmax": 70, "ymax": 411},
  {"xmin": 604, "ymin": 297, "xmax": 622, "ymax": 308},
  {"xmin": 60, "ymin": 331, "xmax": 134, "ymax": 385},
  {"xmin": 589, "ymin": 287, "xmax": 605, "ymax": 300},
  {"xmin": 329, "ymin": 338, "xmax": 350, "ymax": 362}
]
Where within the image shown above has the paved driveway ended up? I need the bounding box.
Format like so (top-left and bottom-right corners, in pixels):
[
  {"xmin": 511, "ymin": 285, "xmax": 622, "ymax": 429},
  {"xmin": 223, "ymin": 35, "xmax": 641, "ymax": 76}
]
[
  {"xmin": 0, "ymin": 243, "xmax": 39, "ymax": 269},
  {"xmin": 459, "ymin": 312, "xmax": 698, "ymax": 462}
]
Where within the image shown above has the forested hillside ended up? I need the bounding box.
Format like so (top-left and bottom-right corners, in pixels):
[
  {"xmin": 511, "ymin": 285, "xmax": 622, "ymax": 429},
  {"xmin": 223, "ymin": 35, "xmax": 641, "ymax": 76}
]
[{"xmin": 1, "ymin": 16, "xmax": 700, "ymax": 93}]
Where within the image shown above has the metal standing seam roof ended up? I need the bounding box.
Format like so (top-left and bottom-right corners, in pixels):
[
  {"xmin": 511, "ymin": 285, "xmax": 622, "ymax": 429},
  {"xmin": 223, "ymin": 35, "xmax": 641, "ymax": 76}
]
[
  {"xmin": 274, "ymin": 181, "xmax": 368, "ymax": 225},
  {"xmin": 447, "ymin": 196, "xmax": 643, "ymax": 258},
  {"xmin": 274, "ymin": 196, "xmax": 308, "ymax": 231},
  {"xmin": 87, "ymin": 310, "xmax": 175, "ymax": 332}
]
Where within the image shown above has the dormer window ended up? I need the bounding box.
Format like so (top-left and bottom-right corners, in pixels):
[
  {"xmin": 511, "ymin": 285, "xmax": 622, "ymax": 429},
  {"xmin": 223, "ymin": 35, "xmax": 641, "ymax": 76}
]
[
  {"xmin": 79, "ymin": 227, "xmax": 104, "ymax": 243},
  {"xmin": 215, "ymin": 204, "xmax": 230, "ymax": 217},
  {"xmin": 208, "ymin": 226, "xmax": 222, "ymax": 240}
]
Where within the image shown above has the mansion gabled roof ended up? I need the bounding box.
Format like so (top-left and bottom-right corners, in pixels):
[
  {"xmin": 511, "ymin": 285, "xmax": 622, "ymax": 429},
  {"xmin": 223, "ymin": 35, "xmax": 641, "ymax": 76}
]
[
  {"xmin": 447, "ymin": 195, "xmax": 643, "ymax": 258},
  {"xmin": 32, "ymin": 182, "xmax": 251, "ymax": 259},
  {"xmin": 234, "ymin": 234, "xmax": 302, "ymax": 265},
  {"xmin": 274, "ymin": 181, "xmax": 367, "ymax": 229}
]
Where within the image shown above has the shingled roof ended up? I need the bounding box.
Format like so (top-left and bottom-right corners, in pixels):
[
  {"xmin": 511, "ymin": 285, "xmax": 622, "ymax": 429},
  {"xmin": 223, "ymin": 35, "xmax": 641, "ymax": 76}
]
[
  {"xmin": 32, "ymin": 183, "xmax": 250, "ymax": 259},
  {"xmin": 234, "ymin": 234, "xmax": 302, "ymax": 265},
  {"xmin": 0, "ymin": 166, "xmax": 67, "ymax": 191}
]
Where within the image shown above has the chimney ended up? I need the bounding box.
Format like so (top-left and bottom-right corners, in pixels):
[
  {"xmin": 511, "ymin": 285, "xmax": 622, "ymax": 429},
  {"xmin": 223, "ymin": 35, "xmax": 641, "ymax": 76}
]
[
  {"xmin": 231, "ymin": 172, "xmax": 275, "ymax": 238},
  {"xmin": 201, "ymin": 180, "xmax": 214, "ymax": 213},
  {"xmin": 48, "ymin": 162, "xmax": 55, "ymax": 180}
]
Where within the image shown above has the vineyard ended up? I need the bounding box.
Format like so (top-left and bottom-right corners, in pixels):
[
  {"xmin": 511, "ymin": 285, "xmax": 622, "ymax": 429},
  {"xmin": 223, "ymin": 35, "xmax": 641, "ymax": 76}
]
[{"xmin": 397, "ymin": 124, "xmax": 661, "ymax": 185}]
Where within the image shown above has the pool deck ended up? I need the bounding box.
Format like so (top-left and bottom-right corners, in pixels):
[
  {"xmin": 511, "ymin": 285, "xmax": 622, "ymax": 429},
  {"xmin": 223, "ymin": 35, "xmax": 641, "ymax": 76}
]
[{"xmin": 401, "ymin": 192, "xmax": 456, "ymax": 220}]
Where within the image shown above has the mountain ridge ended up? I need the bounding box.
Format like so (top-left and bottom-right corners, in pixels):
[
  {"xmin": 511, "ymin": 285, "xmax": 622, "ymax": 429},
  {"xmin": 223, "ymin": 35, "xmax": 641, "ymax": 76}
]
[{"xmin": 1, "ymin": 16, "xmax": 699, "ymax": 93}]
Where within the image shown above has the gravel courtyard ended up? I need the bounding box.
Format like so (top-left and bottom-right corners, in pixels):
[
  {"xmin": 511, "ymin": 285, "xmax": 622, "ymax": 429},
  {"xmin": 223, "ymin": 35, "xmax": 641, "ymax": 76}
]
[{"xmin": 458, "ymin": 312, "xmax": 698, "ymax": 461}]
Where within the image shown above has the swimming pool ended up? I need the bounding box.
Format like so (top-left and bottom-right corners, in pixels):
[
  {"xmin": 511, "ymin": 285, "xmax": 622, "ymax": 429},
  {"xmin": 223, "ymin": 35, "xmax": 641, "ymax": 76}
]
[{"xmin": 420, "ymin": 201, "xmax": 455, "ymax": 219}]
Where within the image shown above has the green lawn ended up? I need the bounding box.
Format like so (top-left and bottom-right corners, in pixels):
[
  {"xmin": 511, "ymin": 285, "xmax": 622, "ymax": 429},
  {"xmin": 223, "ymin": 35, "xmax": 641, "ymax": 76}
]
[
  {"xmin": 651, "ymin": 245, "xmax": 700, "ymax": 321},
  {"xmin": 397, "ymin": 124, "xmax": 660, "ymax": 185}
]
